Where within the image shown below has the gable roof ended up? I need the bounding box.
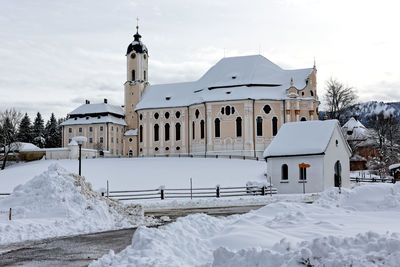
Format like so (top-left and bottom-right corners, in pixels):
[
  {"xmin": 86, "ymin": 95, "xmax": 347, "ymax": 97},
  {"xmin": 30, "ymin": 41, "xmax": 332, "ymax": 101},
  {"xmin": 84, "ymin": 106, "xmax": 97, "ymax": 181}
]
[
  {"xmin": 263, "ymin": 120, "xmax": 347, "ymax": 158},
  {"xmin": 68, "ymin": 103, "xmax": 124, "ymax": 117},
  {"xmin": 136, "ymin": 55, "xmax": 314, "ymax": 110},
  {"xmin": 342, "ymin": 117, "xmax": 369, "ymax": 141}
]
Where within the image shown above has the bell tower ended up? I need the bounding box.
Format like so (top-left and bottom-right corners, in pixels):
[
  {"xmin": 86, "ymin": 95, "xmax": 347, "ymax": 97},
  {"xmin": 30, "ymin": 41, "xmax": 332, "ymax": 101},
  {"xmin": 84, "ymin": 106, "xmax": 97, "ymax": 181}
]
[{"xmin": 124, "ymin": 21, "xmax": 148, "ymax": 130}]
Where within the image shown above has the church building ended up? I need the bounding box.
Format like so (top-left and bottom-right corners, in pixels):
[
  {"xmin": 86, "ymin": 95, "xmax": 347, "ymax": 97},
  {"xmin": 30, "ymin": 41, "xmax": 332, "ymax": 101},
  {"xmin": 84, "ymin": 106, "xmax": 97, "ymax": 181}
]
[{"xmin": 62, "ymin": 27, "xmax": 320, "ymax": 158}]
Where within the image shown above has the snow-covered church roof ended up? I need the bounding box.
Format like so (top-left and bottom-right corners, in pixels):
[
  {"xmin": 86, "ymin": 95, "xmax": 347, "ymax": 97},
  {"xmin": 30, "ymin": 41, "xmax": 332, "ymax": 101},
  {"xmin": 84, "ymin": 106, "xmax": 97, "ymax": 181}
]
[
  {"xmin": 263, "ymin": 120, "xmax": 347, "ymax": 158},
  {"xmin": 136, "ymin": 55, "xmax": 314, "ymax": 110}
]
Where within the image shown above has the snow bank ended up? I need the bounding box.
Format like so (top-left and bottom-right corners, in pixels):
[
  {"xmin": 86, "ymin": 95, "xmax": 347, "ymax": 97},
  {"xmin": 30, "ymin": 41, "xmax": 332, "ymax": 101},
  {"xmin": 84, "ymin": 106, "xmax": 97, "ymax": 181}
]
[
  {"xmin": 0, "ymin": 164, "xmax": 146, "ymax": 245},
  {"xmin": 317, "ymin": 183, "xmax": 400, "ymax": 211},
  {"xmin": 91, "ymin": 183, "xmax": 400, "ymax": 266},
  {"xmin": 212, "ymin": 232, "xmax": 400, "ymax": 267}
]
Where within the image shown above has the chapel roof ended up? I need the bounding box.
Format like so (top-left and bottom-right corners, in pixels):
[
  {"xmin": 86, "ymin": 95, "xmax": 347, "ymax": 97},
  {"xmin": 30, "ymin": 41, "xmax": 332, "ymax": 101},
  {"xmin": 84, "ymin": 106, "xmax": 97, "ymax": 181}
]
[{"xmin": 263, "ymin": 120, "xmax": 349, "ymax": 158}]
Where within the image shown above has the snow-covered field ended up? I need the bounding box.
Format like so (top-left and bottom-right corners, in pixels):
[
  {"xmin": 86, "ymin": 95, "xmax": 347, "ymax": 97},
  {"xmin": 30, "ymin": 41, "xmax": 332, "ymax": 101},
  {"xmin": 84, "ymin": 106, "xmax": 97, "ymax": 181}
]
[
  {"xmin": 0, "ymin": 158, "xmax": 266, "ymax": 193},
  {"xmin": 0, "ymin": 164, "xmax": 148, "ymax": 245},
  {"xmin": 91, "ymin": 183, "xmax": 400, "ymax": 266}
]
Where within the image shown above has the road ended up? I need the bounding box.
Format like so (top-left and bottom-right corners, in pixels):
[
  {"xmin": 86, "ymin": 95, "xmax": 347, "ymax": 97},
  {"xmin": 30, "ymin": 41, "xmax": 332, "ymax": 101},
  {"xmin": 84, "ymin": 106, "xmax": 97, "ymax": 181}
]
[{"xmin": 0, "ymin": 205, "xmax": 264, "ymax": 266}]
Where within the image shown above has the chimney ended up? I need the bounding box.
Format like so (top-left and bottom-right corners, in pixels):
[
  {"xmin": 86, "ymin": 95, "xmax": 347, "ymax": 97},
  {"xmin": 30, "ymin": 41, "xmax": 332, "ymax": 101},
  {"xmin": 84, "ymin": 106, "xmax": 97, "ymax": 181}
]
[
  {"xmin": 104, "ymin": 98, "xmax": 108, "ymax": 104},
  {"xmin": 85, "ymin": 100, "xmax": 90, "ymax": 104}
]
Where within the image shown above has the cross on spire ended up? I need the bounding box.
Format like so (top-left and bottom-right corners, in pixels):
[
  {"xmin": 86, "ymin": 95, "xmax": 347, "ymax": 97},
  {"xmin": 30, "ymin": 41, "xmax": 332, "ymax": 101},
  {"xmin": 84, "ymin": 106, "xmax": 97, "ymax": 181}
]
[{"xmin": 136, "ymin": 17, "xmax": 139, "ymax": 32}]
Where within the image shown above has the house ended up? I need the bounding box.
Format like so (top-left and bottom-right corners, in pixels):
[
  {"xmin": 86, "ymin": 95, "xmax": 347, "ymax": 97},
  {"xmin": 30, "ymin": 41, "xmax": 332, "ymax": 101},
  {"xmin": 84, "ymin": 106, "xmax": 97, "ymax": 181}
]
[
  {"xmin": 62, "ymin": 27, "xmax": 320, "ymax": 158},
  {"xmin": 60, "ymin": 99, "xmax": 127, "ymax": 156},
  {"xmin": 263, "ymin": 120, "xmax": 351, "ymax": 194},
  {"xmin": 389, "ymin": 163, "xmax": 400, "ymax": 181},
  {"xmin": 342, "ymin": 117, "xmax": 378, "ymax": 170}
]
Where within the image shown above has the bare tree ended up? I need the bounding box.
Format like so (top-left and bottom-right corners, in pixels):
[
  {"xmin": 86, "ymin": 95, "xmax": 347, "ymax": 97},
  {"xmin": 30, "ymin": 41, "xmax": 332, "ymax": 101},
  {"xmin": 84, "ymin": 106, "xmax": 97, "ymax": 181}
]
[
  {"xmin": 367, "ymin": 110, "xmax": 400, "ymax": 170},
  {"xmin": 0, "ymin": 109, "xmax": 23, "ymax": 170},
  {"xmin": 324, "ymin": 78, "xmax": 357, "ymax": 121}
]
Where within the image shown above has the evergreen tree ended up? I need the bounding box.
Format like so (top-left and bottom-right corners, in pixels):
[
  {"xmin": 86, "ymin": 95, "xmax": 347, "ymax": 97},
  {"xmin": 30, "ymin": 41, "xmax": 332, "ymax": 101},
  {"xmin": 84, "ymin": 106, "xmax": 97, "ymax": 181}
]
[
  {"xmin": 56, "ymin": 117, "xmax": 65, "ymax": 147},
  {"xmin": 17, "ymin": 113, "xmax": 32, "ymax": 143},
  {"xmin": 32, "ymin": 112, "xmax": 45, "ymax": 148},
  {"xmin": 44, "ymin": 113, "xmax": 59, "ymax": 148}
]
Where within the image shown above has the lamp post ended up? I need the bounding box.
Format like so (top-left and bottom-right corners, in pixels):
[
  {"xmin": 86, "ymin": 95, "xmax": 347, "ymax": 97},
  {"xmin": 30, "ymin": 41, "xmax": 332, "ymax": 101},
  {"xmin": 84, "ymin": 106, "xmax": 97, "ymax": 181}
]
[{"xmin": 73, "ymin": 136, "xmax": 87, "ymax": 176}]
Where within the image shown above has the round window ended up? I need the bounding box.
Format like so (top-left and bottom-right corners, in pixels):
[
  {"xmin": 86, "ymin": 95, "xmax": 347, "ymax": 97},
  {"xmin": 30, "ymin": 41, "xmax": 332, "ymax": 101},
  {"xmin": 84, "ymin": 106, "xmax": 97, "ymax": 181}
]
[
  {"xmin": 130, "ymin": 53, "xmax": 136, "ymax": 59},
  {"xmin": 129, "ymin": 138, "xmax": 133, "ymax": 142},
  {"xmin": 176, "ymin": 146, "xmax": 181, "ymax": 151},
  {"xmin": 154, "ymin": 113, "xmax": 159, "ymax": 119},
  {"xmin": 263, "ymin": 105, "xmax": 271, "ymax": 114},
  {"xmin": 166, "ymin": 147, "xmax": 170, "ymax": 151},
  {"xmin": 165, "ymin": 112, "xmax": 170, "ymax": 119},
  {"xmin": 175, "ymin": 111, "xmax": 181, "ymax": 118},
  {"xmin": 140, "ymin": 148, "xmax": 143, "ymax": 152},
  {"xmin": 155, "ymin": 147, "xmax": 159, "ymax": 151}
]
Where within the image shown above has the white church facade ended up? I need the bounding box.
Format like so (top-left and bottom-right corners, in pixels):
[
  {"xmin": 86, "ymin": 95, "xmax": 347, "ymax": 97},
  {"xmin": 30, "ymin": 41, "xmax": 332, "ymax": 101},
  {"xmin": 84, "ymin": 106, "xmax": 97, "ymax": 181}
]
[{"xmin": 61, "ymin": 28, "xmax": 320, "ymax": 158}]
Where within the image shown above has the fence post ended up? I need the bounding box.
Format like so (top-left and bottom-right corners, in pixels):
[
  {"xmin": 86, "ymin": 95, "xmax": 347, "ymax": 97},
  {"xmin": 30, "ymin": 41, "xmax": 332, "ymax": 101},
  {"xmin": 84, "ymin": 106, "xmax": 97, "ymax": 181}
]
[
  {"xmin": 9, "ymin": 208, "xmax": 12, "ymax": 221},
  {"xmin": 261, "ymin": 186, "xmax": 265, "ymax": 196},
  {"xmin": 216, "ymin": 185, "xmax": 220, "ymax": 198},
  {"xmin": 106, "ymin": 180, "xmax": 109, "ymax": 198},
  {"xmin": 161, "ymin": 188, "xmax": 165, "ymax": 200},
  {"xmin": 190, "ymin": 178, "xmax": 193, "ymax": 200}
]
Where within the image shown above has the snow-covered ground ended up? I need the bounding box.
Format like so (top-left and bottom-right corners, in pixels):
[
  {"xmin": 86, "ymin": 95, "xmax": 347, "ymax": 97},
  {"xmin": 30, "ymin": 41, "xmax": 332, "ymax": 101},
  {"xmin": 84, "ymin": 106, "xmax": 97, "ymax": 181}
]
[
  {"xmin": 0, "ymin": 158, "xmax": 266, "ymax": 194},
  {"xmin": 0, "ymin": 164, "xmax": 149, "ymax": 245},
  {"xmin": 91, "ymin": 183, "xmax": 400, "ymax": 266}
]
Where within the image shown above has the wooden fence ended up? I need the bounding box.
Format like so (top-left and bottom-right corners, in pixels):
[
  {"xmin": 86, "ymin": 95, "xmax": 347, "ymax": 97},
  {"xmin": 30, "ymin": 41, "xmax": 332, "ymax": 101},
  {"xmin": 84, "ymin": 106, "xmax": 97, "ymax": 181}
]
[
  {"xmin": 350, "ymin": 177, "xmax": 396, "ymax": 183},
  {"xmin": 103, "ymin": 185, "xmax": 277, "ymax": 201}
]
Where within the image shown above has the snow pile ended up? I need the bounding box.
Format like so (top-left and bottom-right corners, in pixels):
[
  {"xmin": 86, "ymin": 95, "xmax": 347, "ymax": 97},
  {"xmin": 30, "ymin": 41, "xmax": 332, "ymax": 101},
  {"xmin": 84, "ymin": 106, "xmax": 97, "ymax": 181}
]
[
  {"xmin": 0, "ymin": 164, "xmax": 145, "ymax": 245},
  {"xmin": 91, "ymin": 183, "xmax": 400, "ymax": 266},
  {"xmin": 212, "ymin": 232, "xmax": 400, "ymax": 267},
  {"xmin": 317, "ymin": 183, "xmax": 400, "ymax": 211}
]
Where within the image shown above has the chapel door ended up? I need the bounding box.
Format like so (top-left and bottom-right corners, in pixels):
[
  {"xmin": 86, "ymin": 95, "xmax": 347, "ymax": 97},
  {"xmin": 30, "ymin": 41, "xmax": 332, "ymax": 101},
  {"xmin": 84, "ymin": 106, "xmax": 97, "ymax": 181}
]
[{"xmin": 334, "ymin": 160, "xmax": 342, "ymax": 187}]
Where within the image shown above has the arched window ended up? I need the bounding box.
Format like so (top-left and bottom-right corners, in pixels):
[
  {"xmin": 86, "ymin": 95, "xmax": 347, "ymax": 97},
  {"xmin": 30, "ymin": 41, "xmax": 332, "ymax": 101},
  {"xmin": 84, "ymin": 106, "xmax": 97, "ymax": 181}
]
[
  {"xmin": 175, "ymin": 123, "xmax": 181, "ymax": 141},
  {"xmin": 215, "ymin": 118, "xmax": 221, "ymax": 138},
  {"xmin": 310, "ymin": 91, "xmax": 314, "ymax": 96},
  {"xmin": 165, "ymin": 123, "xmax": 170, "ymax": 141},
  {"xmin": 165, "ymin": 112, "xmax": 170, "ymax": 119},
  {"xmin": 226, "ymin": 106, "xmax": 231, "ymax": 116},
  {"xmin": 301, "ymin": 117, "xmax": 307, "ymax": 121},
  {"xmin": 131, "ymin": 69, "xmax": 135, "ymax": 81},
  {"xmin": 129, "ymin": 150, "xmax": 133, "ymax": 157},
  {"xmin": 272, "ymin": 117, "xmax": 278, "ymax": 136},
  {"xmin": 281, "ymin": 164, "xmax": 288, "ymax": 180},
  {"xmin": 221, "ymin": 107, "xmax": 225, "ymax": 115},
  {"xmin": 236, "ymin": 117, "xmax": 242, "ymax": 137},
  {"xmin": 195, "ymin": 109, "xmax": 200, "ymax": 119},
  {"xmin": 192, "ymin": 121, "xmax": 195, "ymax": 140},
  {"xmin": 200, "ymin": 120, "xmax": 205, "ymax": 139},
  {"xmin": 256, "ymin": 117, "xmax": 263, "ymax": 136},
  {"xmin": 139, "ymin": 125, "xmax": 143, "ymax": 143},
  {"xmin": 154, "ymin": 124, "xmax": 159, "ymax": 141}
]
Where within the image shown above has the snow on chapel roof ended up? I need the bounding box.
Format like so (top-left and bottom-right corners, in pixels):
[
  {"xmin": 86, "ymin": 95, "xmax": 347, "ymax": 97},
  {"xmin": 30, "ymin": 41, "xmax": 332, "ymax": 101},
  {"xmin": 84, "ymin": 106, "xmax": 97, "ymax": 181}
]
[
  {"xmin": 136, "ymin": 55, "xmax": 314, "ymax": 110},
  {"xmin": 263, "ymin": 120, "xmax": 341, "ymax": 158}
]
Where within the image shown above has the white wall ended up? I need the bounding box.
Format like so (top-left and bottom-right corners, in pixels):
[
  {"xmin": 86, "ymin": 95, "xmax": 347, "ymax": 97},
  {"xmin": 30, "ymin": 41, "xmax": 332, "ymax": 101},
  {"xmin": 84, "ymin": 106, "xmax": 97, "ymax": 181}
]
[
  {"xmin": 323, "ymin": 127, "xmax": 351, "ymax": 190},
  {"xmin": 267, "ymin": 155, "xmax": 325, "ymax": 194}
]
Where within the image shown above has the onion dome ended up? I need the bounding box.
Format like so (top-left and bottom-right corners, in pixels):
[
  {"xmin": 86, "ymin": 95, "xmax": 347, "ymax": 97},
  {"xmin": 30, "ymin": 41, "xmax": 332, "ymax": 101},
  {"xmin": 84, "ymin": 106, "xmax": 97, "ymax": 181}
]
[{"xmin": 126, "ymin": 26, "xmax": 148, "ymax": 55}]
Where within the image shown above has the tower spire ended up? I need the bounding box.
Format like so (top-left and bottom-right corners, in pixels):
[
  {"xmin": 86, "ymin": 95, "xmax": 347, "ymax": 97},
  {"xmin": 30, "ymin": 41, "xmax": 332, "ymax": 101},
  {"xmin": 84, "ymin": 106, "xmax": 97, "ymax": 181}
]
[{"xmin": 136, "ymin": 17, "xmax": 139, "ymax": 33}]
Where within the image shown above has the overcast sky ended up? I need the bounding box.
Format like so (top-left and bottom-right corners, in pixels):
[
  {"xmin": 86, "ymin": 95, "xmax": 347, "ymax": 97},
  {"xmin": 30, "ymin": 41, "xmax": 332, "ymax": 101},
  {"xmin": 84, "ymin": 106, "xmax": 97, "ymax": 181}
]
[{"xmin": 1, "ymin": 0, "xmax": 399, "ymax": 120}]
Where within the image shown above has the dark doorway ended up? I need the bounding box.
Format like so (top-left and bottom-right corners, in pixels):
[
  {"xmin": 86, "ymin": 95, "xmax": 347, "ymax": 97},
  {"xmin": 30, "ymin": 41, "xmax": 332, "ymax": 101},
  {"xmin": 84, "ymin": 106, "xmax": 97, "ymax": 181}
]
[{"xmin": 334, "ymin": 160, "xmax": 342, "ymax": 187}]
